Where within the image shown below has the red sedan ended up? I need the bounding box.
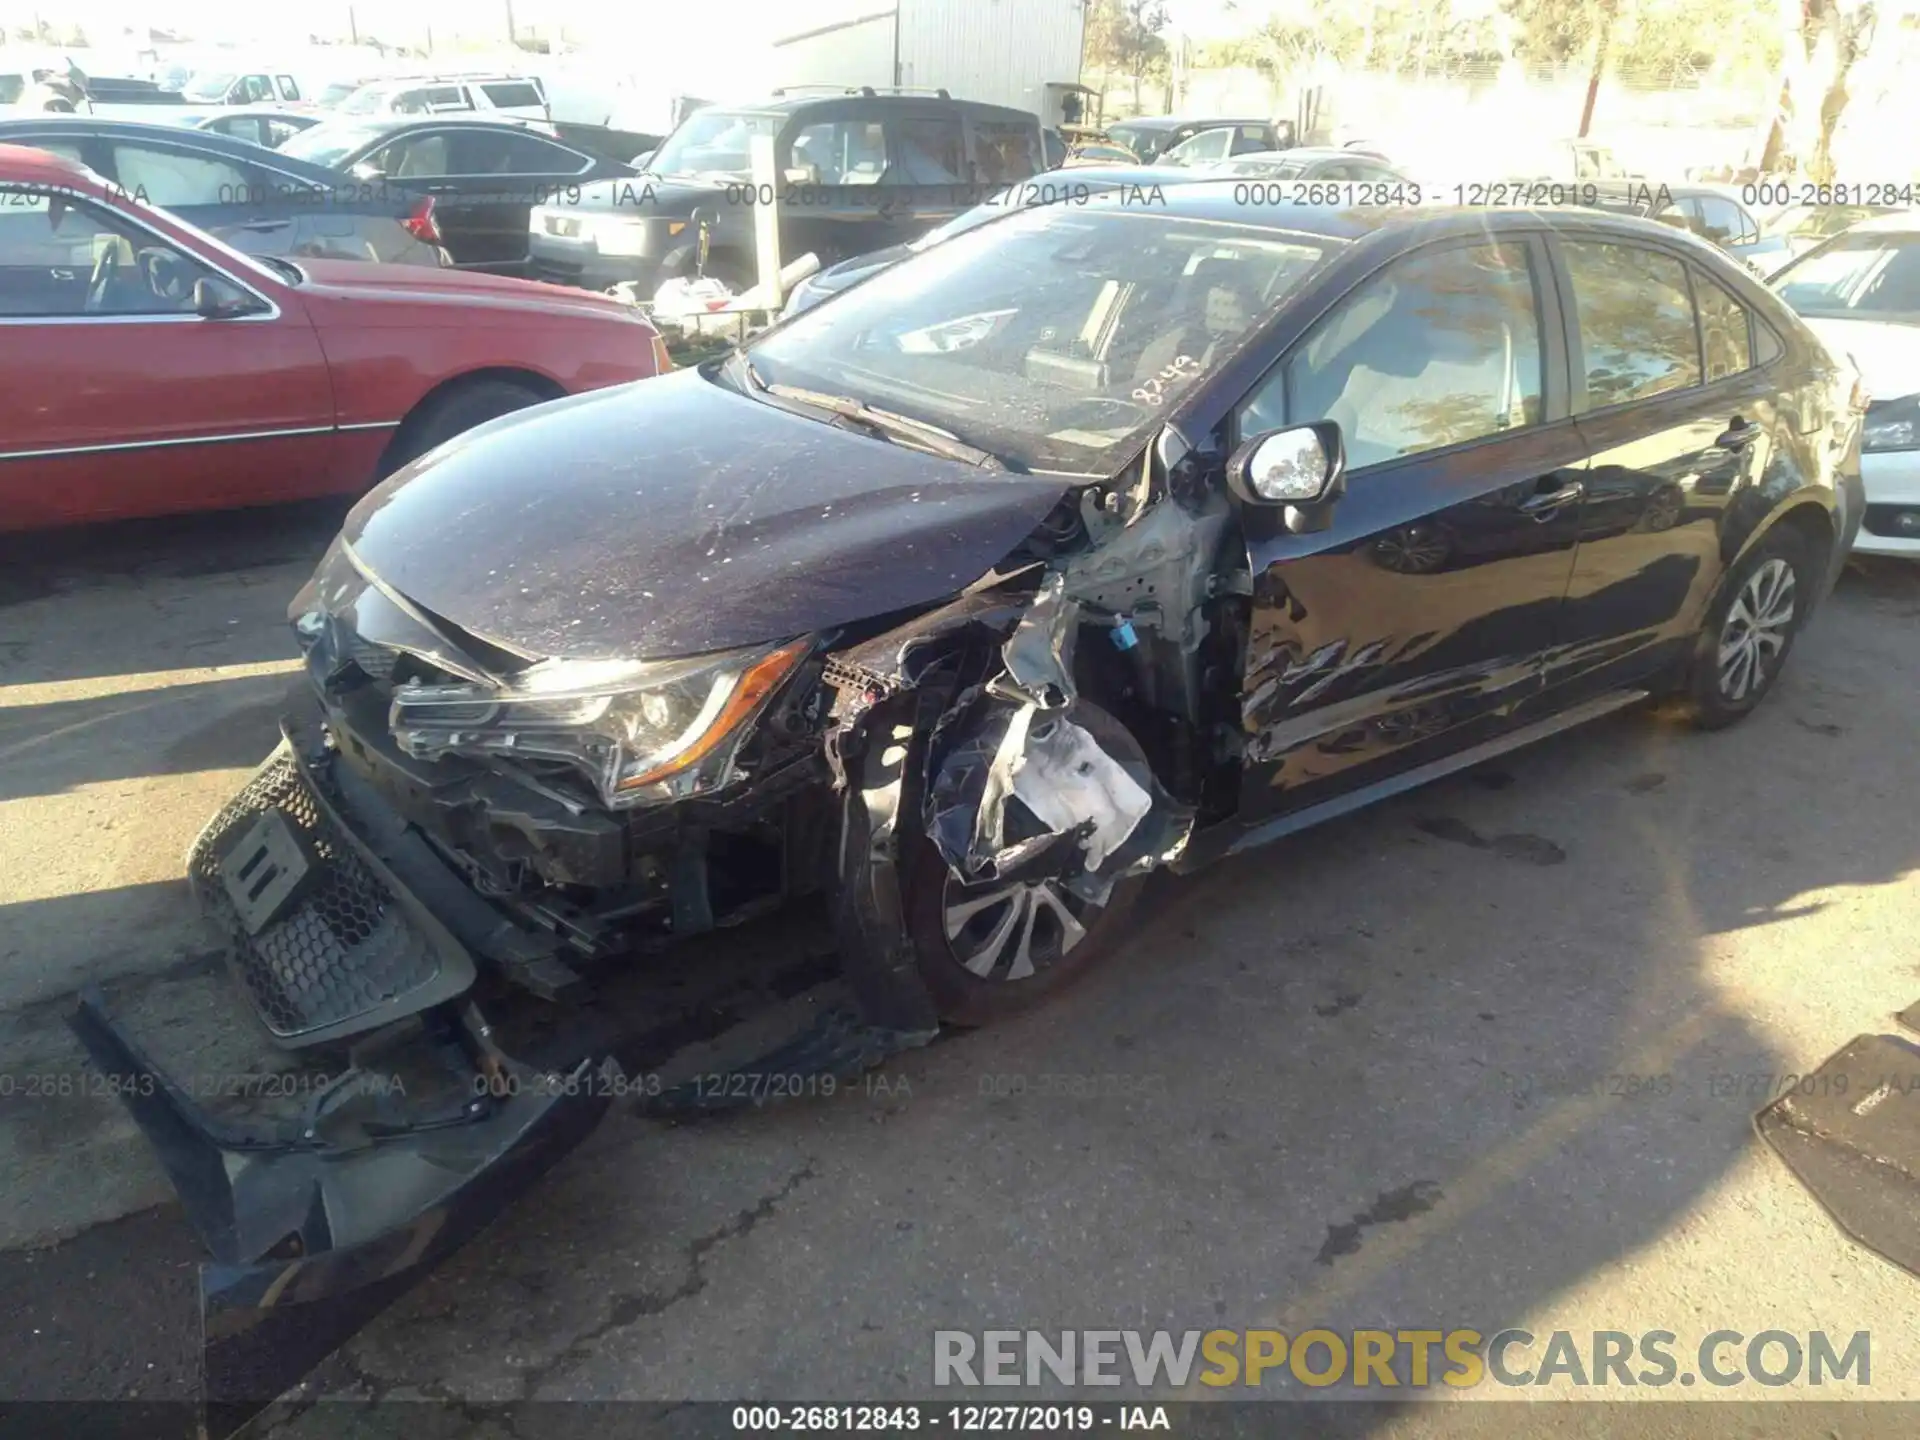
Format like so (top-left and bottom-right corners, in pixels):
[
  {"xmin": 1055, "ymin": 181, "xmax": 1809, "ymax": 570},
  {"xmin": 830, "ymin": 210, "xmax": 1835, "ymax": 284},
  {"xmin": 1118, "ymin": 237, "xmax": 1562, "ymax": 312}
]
[{"xmin": 0, "ymin": 143, "xmax": 670, "ymax": 531}]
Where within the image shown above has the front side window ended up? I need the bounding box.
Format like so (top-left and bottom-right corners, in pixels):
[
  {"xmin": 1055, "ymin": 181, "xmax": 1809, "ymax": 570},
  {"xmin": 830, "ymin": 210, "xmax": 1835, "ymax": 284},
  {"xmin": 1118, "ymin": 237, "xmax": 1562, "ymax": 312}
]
[
  {"xmin": 480, "ymin": 82, "xmax": 544, "ymax": 109},
  {"xmin": 0, "ymin": 187, "xmax": 222, "ymax": 318},
  {"xmin": 277, "ymin": 75, "xmax": 301, "ymax": 100},
  {"xmin": 748, "ymin": 205, "xmax": 1332, "ymax": 473},
  {"xmin": 373, "ymin": 134, "xmax": 452, "ymax": 179},
  {"xmin": 1694, "ymin": 195, "xmax": 1751, "ymax": 245},
  {"xmin": 1164, "ymin": 128, "xmax": 1232, "ymax": 167},
  {"xmin": 788, "ymin": 120, "xmax": 888, "ymax": 185},
  {"xmin": 1561, "ymin": 241, "xmax": 1700, "ymax": 406},
  {"xmin": 1229, "ymin": 126, "xmax": 1270, "ymax": 155},
  {"xmin": 456, "ymin": 132, "xmax": 590, "ymax": 176},
  {"xmin": 241, "ymin": 75, "xmax": 274, "ymax": 103},
  {"xmin": 1239, "ymin": 241, "xmax": 1546, "ymax": 469}
]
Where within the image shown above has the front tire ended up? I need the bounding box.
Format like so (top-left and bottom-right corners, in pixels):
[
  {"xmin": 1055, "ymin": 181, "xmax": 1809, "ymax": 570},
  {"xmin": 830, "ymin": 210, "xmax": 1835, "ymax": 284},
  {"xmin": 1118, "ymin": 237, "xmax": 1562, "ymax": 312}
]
[
  {"xmin": 1682, "ymin": 526, "xmax": 1811, "ymax": 729},
  {"xmin": 899, "ymin": 703, "xmax": 1150, "ymax": 1028},
  {"xmin": 385, "ymin": 379, "xmax": 549, "ymax": 476}
]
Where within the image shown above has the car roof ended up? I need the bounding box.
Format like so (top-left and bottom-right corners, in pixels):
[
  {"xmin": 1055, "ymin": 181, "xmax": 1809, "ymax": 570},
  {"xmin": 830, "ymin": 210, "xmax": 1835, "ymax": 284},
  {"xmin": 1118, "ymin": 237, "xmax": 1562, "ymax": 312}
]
[
  {"xmin": 733, "ymin": 92, "xmax": 1037, "ymax": 124},
  {"xmin": 1081, "ymin": 178, "xmax": 1744, "ymax": 246},
  {"xmin": 0, "ymin": 141, "xmax": 94, "ymax": 186},
  {"xmin": 1836, "ymin": 211, "xmax": 1920, "ymax": 235},
  {"xmin": 1111, "ymin": 115, "xmax": 1270, "ymax": 132},
  {"xmin": 1229, "ymin": 147, "xmax": 1385, "ymax": 164},
  {"xmin": 0, "ymin": 117, "xmax": 365, "ymax": 183},
  {"xmin": 296, "ymin": 115, "xmax": 548, "ymax": 136}
]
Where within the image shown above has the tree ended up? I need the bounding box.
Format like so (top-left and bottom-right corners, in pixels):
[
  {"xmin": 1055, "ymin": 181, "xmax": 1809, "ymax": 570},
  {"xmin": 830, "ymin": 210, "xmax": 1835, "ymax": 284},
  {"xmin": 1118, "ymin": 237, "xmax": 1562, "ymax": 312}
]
[
  {"xmin": 1086, "ymin": 0, "xmax": 1172, "ymax": 110},
  {"xmin": 1757, "ymin": 0, "xmax": 1879, "ymax": 180}
]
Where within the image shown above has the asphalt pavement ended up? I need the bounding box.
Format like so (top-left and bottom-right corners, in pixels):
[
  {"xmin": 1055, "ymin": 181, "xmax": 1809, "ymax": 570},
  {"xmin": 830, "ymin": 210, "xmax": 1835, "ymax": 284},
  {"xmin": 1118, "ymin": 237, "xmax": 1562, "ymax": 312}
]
[{"xmin": 3, "ymin": 505, "xmax": 1920, "ymax": 1438}]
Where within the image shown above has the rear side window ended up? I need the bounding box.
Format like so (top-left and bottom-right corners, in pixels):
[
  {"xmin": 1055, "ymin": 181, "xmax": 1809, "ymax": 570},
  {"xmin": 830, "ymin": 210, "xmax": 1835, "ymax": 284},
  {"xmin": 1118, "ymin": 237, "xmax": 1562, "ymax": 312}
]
[
  {"xmin": 455, "ymin": 132, "xmax": 591, "ymax": 176},
  {"xmin": 481, "ymin": 82, "xmax": 544, "ymax": 108},
  {"xmin": 110, "ymin": 144, "xmax": 252, "ymax": 207},
  {"xmin": 1693, "ymin": 275, "xmax": 1754, "ymax": 382},
  {"xmin": 1228, "ymin": 126, "xmax": 1269, "ymax": 155},
  {"xmin": 894, "ymin": 116, "xmax": 965, "ymax": 183},
  {"xmin": 970, "ymin": 120, "xmax": 1041, "ymax": 184},
  {"xmin": 1561, "ymin": 241, "xmax": 1700, "ymax": 406},
  {"xmin": 1243, "ymin": 240, "xmax": 1546, "ymax": 468}
]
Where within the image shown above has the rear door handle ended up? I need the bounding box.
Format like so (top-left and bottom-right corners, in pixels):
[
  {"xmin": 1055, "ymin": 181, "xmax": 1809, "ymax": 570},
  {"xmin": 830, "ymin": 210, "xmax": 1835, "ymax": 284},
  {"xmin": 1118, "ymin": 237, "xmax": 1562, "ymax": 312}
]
[
  {"xmin": 1519, "ymin": 478, "xmax": 1585, "ymax": 520},
  {"xmin": 1715, "ymin": 417, "xmax": 1759, "ymax": 450}
]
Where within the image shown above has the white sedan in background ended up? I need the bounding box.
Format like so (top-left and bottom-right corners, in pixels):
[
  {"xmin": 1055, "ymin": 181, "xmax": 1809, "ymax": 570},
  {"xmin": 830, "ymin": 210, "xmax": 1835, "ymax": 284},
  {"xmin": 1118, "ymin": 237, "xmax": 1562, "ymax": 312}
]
[{"xmin": 1772, "ymin": 214, "xmax": 1920, "ymax": 556}]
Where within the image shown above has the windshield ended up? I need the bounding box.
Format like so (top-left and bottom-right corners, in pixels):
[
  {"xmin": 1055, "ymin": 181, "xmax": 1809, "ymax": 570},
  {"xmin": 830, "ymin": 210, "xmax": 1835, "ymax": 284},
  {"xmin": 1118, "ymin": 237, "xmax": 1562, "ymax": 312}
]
[
  {"xmin": 746, "ymin": 204, "xmax": 1333, "ymax": 474},
  {"xmin": 280, "ymin": 123, "xmax": 386, "ymax": 168},
  {"xmin": 1774, "ymin": 232, "xmax": 1920, "ymax": 315},
  {"xmin": 181, "ymin": 71, "xmax": 235, "ymax": 101},
  {"xmin": 646, "ymin": 109, "xmax": 781, "ymax": 179},
  {"xmin": 1107, "ymin": 124, "xmax": 1162, "ymax": 161},
  {"xmin": 335, "ymin": 85, "xmax": 390, "ymax": 115}
]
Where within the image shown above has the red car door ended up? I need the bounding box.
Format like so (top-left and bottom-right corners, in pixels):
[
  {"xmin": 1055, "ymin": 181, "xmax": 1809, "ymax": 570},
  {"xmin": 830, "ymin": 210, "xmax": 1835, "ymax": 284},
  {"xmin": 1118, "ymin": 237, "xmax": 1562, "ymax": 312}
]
[{"xmin": 0, "ymin": 173, "xmax": 337, "ymax": 531}]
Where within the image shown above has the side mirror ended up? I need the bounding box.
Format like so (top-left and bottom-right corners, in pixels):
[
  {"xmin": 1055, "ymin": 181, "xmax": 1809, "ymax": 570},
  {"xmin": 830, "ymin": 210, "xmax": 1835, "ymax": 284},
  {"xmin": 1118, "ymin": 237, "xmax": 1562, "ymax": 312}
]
[
  {"xmin": 193, "ymin": 277, "xmax": 263, "ymax": 319},
  {"xmin": 1227, "ymin": 421, "xmax": 1348, "ymax": 534}
]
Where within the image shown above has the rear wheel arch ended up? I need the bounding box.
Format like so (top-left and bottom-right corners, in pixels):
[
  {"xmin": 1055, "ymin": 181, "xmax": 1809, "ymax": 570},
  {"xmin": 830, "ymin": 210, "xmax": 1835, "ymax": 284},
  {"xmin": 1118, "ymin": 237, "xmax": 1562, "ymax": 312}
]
[{"xmin": 376, "ymin": 367, "xmax": 567, "ymax": 478}]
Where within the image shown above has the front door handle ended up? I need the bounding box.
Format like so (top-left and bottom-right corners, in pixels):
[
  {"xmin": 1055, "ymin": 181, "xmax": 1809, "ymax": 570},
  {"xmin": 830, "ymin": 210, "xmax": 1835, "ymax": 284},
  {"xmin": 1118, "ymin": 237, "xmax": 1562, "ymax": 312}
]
[
  {"xmin": 1519, "ymin": 477, "xmax": 1585, "ymax": 520},
  {"xmin": 1715, "ymin": 416, "xmax": 1759, "ymax": 450}
]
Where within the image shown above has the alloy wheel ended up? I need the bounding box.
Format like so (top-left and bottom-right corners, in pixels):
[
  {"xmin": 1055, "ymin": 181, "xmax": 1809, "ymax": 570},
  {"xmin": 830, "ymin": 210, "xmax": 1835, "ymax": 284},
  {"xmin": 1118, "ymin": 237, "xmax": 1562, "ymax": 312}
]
[
  {"xmin": 941, "ymin": 874, "xmax": 1096, "ymax": 982},
  {"xmin": 1717, "ymin": 557, "xmax": 1796, "ymax": 703}
]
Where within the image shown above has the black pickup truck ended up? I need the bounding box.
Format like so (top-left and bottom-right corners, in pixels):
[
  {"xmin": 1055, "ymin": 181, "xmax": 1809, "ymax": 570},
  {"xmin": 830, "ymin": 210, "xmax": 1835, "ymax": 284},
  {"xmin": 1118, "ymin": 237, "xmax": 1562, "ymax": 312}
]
[{"xmin": 525, "ymin": 88, "xmax": 1045, "ymax": 295}]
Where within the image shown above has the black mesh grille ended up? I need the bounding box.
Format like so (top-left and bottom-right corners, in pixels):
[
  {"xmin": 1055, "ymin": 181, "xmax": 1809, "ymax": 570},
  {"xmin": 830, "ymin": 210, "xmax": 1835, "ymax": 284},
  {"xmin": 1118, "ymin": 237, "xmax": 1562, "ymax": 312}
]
[{"xmin": 187, "ymin": 749, "xmax": 444, "ymax": 1040}]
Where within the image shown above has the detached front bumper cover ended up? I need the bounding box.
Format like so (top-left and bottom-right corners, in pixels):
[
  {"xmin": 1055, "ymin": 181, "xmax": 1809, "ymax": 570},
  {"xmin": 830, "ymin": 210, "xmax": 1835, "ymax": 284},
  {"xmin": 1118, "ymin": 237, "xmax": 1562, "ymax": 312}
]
[{"xmin": 69, "ymin": 989, "xmax": 609, "ymax": 1437}]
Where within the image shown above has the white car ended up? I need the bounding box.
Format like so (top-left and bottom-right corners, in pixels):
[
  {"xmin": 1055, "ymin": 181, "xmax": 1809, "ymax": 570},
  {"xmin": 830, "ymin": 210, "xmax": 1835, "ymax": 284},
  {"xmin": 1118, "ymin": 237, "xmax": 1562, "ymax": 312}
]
[
  {"xmin": 1773, "ymin": 213, "xmax": 1920, "ymax": 556},
  {"xmin": 329, "ymin": 74, "xmax": 549, "ymax": 124}
]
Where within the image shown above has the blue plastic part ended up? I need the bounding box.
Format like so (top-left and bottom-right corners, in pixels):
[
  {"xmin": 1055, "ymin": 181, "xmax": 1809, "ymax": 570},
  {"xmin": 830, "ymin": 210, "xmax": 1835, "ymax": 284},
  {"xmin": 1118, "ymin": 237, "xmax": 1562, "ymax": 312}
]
[{"xmin": 1111, "ymin": 620, "xmax": 1139, "ymax": 651}]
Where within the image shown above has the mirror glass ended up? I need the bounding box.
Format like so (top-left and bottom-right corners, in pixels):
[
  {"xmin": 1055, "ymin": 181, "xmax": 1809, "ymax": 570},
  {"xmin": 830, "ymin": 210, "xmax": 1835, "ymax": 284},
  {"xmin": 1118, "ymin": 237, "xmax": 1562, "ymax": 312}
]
[{"xmin": 1246, "ymin": 428, "xmax": 1332, "ymax": 502}]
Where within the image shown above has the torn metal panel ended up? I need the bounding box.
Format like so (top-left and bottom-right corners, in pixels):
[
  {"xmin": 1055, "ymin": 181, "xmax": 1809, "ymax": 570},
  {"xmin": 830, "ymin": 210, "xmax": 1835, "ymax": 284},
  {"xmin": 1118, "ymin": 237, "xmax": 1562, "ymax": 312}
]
[
  {"xmin": 1009, "ymin": 713, "xmax": 1152, "ymax": 871},
  {"xmin": 925, "ymin": 700, "xmax": 1188, "ymax": 888},
  {"xmin": 990, "ymin": 570, "xmax": 1080, "ymax": 710}
]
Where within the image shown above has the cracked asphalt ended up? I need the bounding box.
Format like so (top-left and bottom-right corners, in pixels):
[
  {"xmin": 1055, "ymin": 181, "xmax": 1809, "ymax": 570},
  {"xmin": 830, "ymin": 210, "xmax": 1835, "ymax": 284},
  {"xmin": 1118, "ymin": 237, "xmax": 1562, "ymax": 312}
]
[{"xmin": 4, "ymin": 506, "xmax": 1920, "ymax": 1437}]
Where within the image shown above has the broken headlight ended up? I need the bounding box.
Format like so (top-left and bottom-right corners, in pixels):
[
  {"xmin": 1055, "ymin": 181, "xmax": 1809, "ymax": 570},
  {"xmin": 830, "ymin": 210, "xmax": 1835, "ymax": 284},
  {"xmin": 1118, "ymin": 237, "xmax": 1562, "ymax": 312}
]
[{"xmin": 389, "ymin": 639, "xmax": 811, "ymax": 808}]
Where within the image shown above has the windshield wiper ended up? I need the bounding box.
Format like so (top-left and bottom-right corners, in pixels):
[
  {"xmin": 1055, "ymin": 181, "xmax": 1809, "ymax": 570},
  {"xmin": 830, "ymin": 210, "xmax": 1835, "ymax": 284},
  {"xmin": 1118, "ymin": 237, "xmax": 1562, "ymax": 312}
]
[{"xmin": 763, "ymin": 382, "xmax": 1000, "ymax": 468}]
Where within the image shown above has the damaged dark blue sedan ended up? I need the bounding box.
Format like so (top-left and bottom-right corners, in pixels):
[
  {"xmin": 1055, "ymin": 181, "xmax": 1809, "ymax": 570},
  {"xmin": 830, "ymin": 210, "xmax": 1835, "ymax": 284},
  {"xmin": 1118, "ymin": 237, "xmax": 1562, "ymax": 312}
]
[{"xmin": 74, "ymin": 183, "xmax": 1866, "ymax": 1430}]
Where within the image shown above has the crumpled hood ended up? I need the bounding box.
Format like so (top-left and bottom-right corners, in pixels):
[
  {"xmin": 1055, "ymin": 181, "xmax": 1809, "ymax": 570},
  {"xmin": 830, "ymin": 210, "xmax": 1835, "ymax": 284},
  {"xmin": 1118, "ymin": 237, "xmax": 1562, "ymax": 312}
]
[
  {"xmin": 1802, "ymin": 316, "xmax": 1920, "ymax": 401},
  {"xmin": 340, "ymin": 367, "xmax": 1070, "ymax": 661}
]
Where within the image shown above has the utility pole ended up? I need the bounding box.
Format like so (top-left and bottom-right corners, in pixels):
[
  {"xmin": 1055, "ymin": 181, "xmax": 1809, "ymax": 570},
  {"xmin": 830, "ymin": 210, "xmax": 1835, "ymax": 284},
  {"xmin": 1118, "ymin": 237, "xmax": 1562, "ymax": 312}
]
[
  {"xmin": 347, "ymin": 5, "xmax": 359, "ymax": 44},
  {"xmin": 505, "ymin": 0, "xmax": 516, "ymax": 47},
  {"xmin": 1578, "ymin": 0, "xmax": 1622, "ymax": 139}
]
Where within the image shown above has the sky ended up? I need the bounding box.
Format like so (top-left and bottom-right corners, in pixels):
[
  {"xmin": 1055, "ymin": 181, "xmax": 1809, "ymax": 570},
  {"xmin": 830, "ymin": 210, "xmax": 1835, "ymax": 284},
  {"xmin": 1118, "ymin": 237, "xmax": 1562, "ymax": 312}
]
[{"xmin": 3, "ymin": 0, "xmax": 1252, "ymax": 48}]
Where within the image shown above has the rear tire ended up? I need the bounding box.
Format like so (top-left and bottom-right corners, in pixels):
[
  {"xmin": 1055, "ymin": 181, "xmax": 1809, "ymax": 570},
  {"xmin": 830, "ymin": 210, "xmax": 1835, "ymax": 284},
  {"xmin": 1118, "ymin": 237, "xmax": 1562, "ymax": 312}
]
[
  {"xmin": 385, "ymin": 379, "xmax": 549, "ymax": 476},
  {"xmin": 899, "ymin": 703, "xmax": 1150, "ymax": 1028},
  {"xmin": 1681, "ymin": 525, "xmax": 1812, "ymax": 730}
]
